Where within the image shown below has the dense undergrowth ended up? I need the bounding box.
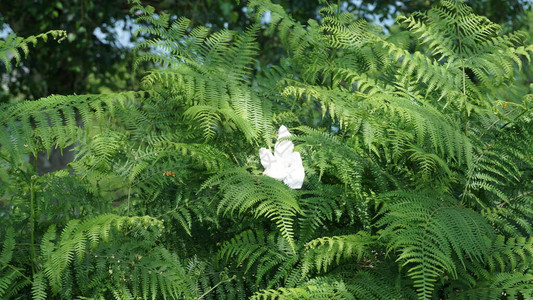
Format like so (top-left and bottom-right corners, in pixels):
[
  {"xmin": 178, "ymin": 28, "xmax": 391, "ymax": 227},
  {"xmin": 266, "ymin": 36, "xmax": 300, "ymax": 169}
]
[{"xmin": 1, "ymin": 0, "xmax": 533, "ymax": 299}]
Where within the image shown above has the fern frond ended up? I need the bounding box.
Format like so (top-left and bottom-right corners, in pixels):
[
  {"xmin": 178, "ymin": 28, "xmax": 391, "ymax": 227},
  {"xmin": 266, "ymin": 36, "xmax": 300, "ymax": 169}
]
[
  {"xmin": 251, "ymin": 277, "xmax": 354, "ymax": 300},
  {"xmin": 32, "ymin": 272, "xmax": 48, "ymax": 300},
  {"xmin": 397, "ymin": 0, "xmax": 532, "ymax": 96},
  {"xmin": 297, "ymin": 184, "xmax": 344, "ymax": 241},
  {"xmin": 449, "ymin": 272, "xmax": 533, "ymax": 299},
  {"xmin": 42, "ymin": 214, "xmax": 163, "ymax": 294},
  {"xmin": 0, "ymin": 92, "xmax": 141, "ymax": 158},
  {"xmin": 292, "ymin": 127, "xmax": 367, "ymax": 190},
  {"xmin": 133, "ymin": 13, "xmax": 271, "ymax": 143},
  {"xmin": 377, "ymin": 191, "xmax": 494, "ymax": 299},
  {"xmin": 0, "ymin": 228, "xmax": 25, "ymax": 298},
  {"xmin": 0, "ymin": 228, "xmax": 14, "ymax": 268},
  {"xmin": 343, "ymin": 270, "xmax": 418, "ymax": 300},
  {"xmin": 218, "ymin": 230, "xmax": 298, "ymax": 288},
  {"xmin": 203, "ymin": 168, "xmax": 301, "ymax": 253},
  {"xmin": 303, "ymin": 232, "xmax": 374, "ymax": 275},
  {"xmin": 0, "ymin": 30, "xmax": 66, "ymax": 72},
  {"xmin": 461, "ymin": 139, "xmax": 522, "ymax": 208},
  {"xmin": 248, "ymin": 0, "xmax": 320, "ymax": 55}
]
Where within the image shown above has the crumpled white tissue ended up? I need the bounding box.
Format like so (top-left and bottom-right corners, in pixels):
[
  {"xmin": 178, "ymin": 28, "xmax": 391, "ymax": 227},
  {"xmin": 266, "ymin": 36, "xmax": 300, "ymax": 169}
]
[{"xmin": 259, "ymin": 125, "xmax": 305, "ymax": 189}]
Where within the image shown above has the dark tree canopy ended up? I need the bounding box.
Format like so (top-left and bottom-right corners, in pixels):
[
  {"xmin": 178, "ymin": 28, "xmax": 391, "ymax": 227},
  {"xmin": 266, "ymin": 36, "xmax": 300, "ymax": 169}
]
[{"xmin": 1, "ymin": 0, "xmax": 530, "ymax": 102}]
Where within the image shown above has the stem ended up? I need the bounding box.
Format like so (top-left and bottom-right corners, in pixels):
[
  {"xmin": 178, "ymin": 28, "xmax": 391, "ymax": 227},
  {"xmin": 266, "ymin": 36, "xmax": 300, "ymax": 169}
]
[
  {"xmin": 461, "ymin": 152, "xmax": 487, "ymax": 207},
  {"xmin": 127, "ymin": 184, "xmax": 132, "ymax": 216},
  {"xmin": 461, "ymin": 57, "xmax": 469, "ymax": 135},
  {"xmin": 498, "ymin": 108, "xmax": 530, "ymax": 131},
  {"xmin": 461, "ymin": 58, "xmax": 466, "ymax": 96},
  {"xmin": 480, "ymin": 107, "xmax": 518, "ymax": 138},
  {"xmin": 29, "ymin": 178, "xmax": 36, "ymax": 276},
  {"xmin": 197, "ymin": 276, "xmax": 235, "ymax": 300},
  {"xmin": 0, "ymin": 260, "xmax": 33, "ymax": 284}
]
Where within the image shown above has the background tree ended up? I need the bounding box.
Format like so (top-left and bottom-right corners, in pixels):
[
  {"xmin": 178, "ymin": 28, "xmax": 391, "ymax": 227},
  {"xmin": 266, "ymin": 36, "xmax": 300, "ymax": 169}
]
[
  {"xmin": 346, "ymin": 0, "xmax": 531, "ymax": 30},
  {"xmin": 1, "ymin": 0, "xmax": 530, "ymax": 102},
  {"xmin": 0, "ymin": 0, "xmax": 321, "ymax": 102}
]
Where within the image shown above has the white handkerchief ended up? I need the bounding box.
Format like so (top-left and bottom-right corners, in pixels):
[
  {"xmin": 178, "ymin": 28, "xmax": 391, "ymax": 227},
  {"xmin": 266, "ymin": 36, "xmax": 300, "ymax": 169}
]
[
  {"xmin": 259, "ymin": 126, "xmax": 305, "ymax": 189},
  {"xmin": 259, "ymin": 147, "xmax": 275, "ymax": 169},
  {"xmin": 284, "ymin": 152, "xmax": 304, "ymax": 189}
]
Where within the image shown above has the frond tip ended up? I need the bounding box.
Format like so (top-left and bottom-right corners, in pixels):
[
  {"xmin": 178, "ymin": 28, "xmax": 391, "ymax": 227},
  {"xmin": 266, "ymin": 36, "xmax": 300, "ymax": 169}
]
[{"xmin": 0, "ymin": 30, "xmax": 66, "ymax": 72}]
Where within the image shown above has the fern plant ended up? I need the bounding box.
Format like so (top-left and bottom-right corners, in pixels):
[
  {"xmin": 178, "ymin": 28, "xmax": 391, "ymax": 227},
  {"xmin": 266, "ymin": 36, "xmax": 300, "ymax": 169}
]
[{"xmin": 0, "ymin": 0, "xmax": 532, "ymax": 299}]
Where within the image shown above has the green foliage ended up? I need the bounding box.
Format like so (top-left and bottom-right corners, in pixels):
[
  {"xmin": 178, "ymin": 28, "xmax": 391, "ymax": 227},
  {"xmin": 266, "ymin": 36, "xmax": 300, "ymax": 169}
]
[
  {"xmin": 0, "ymin": 228, "xmax": 28, "ymax": 298},
  {"xmin": 0, "ymin": 30, "xmax": 66, "ymax": 72},
  {"xmin": 303, "ymin": 232, "xmax": 374, "ymax": 274},
  {"xmin": 204, "ymin": 169, "xmax": 301, "ymax": 253},
  {"xmin": 250, "ymin": 277, "xmax": 354, "ymax": 300},
  {"xmin": 132, "ymin": 4, "xmax": 273, "ymax": 143},
  {"xmin": 218, "ymin": 229, "xmax": 299, "ymax": 289},
  {"xmin": 1, "ymin": 0, "xmax": 533, "ymax": 299},
  {"xmin": 377, "ymin": 191, "xmax": 494, "ymax": 298},
  {"xmin": 32, "ymin": 214, "xmax": 199, "ymax": 299}
]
